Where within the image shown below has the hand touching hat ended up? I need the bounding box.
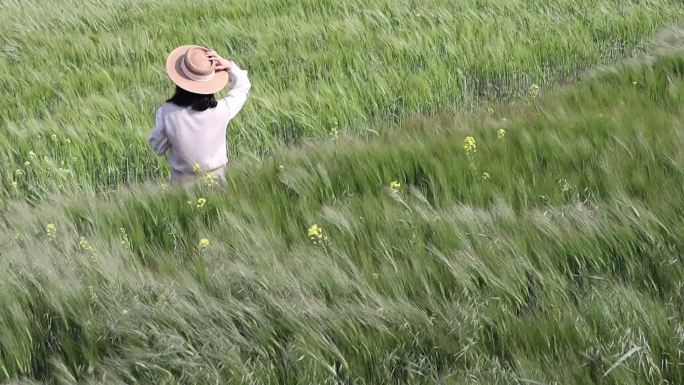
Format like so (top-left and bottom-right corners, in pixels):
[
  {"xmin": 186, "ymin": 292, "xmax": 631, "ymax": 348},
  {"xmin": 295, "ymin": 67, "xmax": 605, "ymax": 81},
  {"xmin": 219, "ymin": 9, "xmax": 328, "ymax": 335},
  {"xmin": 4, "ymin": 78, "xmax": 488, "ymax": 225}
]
[{"xmin": 166, "ymin": 45, "xmax": 230, "ymax": 94}]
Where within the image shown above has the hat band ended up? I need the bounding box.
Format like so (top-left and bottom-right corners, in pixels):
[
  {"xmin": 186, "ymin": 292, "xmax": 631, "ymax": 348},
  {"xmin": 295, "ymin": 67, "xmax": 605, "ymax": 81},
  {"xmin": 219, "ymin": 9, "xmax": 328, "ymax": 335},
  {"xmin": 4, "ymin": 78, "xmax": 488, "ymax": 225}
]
[{"xmin": 180, "ymin": 56, "xmax": 215, "ymax": 82}]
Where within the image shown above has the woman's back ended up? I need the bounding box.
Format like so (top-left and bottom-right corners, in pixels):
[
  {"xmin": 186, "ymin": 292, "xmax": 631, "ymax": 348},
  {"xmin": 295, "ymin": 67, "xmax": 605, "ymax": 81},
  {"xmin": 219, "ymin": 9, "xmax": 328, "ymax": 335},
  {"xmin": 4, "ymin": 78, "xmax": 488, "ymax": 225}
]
[
  {"xmin": 148, "ymin": 51, "xmax": 251, "ymax": 181},
  {"xmin": 157, "ymin": 100, "xmax": 232, "ymax": 175}
]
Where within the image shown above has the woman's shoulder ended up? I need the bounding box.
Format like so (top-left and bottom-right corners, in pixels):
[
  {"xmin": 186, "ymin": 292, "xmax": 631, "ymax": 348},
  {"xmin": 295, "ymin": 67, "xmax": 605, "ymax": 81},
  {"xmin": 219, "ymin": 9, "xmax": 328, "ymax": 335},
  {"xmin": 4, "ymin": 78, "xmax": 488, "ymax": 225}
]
[{"xmin": 157, "ymin": 102, "xmax": 187, "ymax": 117}]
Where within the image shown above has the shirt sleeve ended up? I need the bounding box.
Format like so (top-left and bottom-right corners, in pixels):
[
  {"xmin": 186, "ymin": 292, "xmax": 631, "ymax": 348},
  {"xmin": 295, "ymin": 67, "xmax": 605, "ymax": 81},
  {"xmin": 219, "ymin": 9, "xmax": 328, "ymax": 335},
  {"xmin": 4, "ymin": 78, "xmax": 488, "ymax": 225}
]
[
  {"xmin": 148, "ymin": 107, "xmax": 170, "ymax": 155},
  {"xmin": 221, "ymin": 63, "xmax": 252, "ymax": 121}
]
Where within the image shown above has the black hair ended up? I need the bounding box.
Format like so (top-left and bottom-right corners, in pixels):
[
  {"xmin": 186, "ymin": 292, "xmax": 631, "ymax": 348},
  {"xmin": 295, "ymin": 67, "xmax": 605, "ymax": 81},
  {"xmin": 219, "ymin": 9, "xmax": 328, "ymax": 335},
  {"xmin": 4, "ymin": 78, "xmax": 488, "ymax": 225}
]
[{"xmin": 167, "ymin": 86, "xmax": 218, "ymax": 112}]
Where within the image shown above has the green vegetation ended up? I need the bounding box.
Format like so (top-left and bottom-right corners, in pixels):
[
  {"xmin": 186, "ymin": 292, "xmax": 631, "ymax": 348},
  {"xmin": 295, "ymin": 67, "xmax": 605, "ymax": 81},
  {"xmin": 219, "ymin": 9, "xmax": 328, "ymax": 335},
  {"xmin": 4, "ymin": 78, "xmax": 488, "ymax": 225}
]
[
  {"xmin": 0, "ymin": 0, "xmax": 682, "ymax": 200},
  {"xmin": 1, "ymin": 0, "xmax": 684, "ymax": 384}
]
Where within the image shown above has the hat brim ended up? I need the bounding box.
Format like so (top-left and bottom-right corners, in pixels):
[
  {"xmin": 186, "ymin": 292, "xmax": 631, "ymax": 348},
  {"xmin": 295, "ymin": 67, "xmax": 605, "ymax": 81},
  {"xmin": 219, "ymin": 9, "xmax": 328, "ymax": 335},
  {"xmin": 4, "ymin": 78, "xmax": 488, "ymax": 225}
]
[{"xmin": 166, "ymin": 45, "xmax": 230, "ymax": 95}]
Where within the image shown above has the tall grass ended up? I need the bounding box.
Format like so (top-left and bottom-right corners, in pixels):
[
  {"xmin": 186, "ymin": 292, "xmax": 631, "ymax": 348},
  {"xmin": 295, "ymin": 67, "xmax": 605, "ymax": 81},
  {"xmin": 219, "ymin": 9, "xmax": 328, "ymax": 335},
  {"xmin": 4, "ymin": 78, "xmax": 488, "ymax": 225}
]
[
  {"xmin": 1, "ymin": 24, "xmax": 684, "ymax": 383},
  {"xmin": 0, "ymin": 0, "xmax": 682, "ymax": 201}
]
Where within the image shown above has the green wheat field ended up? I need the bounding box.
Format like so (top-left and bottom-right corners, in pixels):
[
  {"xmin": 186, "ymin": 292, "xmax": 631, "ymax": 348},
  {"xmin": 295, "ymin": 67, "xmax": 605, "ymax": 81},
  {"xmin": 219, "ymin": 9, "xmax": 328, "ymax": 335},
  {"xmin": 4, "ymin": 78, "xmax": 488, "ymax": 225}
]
[{"xmin": 1, "ymin": 0, "xmax": 684, "ymax": 384}]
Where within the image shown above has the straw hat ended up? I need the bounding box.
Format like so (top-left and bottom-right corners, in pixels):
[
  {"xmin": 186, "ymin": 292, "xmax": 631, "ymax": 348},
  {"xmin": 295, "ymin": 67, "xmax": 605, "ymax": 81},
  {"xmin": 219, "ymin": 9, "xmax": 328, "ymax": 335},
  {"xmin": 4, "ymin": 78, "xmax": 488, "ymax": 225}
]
[{"xmin": 166, "ymin": 45, "xmax": 230, "ymax": 95}]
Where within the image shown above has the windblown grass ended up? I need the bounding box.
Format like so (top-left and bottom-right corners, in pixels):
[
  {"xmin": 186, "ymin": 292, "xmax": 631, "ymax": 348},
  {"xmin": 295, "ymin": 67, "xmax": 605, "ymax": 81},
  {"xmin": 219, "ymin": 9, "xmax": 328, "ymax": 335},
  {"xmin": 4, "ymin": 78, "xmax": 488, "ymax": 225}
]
[
  {"xmin": 1, "ymin": 22, "xmax": 684, "ymax": 383},
  {"xmin": 0, "ymin": 0, "xmax": 682, "ymax": 200}
]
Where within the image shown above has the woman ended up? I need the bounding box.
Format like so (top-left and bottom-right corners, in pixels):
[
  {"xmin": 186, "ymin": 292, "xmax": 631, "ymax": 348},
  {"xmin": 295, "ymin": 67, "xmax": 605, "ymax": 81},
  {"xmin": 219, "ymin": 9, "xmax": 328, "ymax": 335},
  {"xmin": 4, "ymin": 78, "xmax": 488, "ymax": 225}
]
[{"xmin": 148, "ymin": 45, "xmax": 251, "ymax": 183}]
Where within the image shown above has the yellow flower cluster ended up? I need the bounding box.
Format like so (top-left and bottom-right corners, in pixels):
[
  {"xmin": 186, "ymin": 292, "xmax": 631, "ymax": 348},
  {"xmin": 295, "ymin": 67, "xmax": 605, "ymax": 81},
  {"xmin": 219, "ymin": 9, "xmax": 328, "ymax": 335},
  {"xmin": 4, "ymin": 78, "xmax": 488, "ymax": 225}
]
[
  {"xmin": 79, "ymin": 237, "xmax": 95, "ymax": 255},
  {"xmin": 199, "ymin": 238, "xmax": 210, "ymax": 249},
  {"xmin": 204, "ymin": 172, "xmax": 218, "ymax": 187},
  {"xmin": 482, "ymin": 172, "xmax": 491, "ymax": 180},
  {"xmin": 308, "ymin": 224, "xmax": 322, "ymax": 239},
  {"xmin": 529, "ymin": 83, "xmax": 540, "ymax": 98},
  {"xmin": 197, "ymin": 197, "xmax": 207, "ymax": 208},
  {"xmin": 463, "ymin": 136, "xmax": 477, "ymax": 156},
  {"xmin": 497, "ymin": 129, "xmax": 506, "ymax": 139},
  {"xmin": 308, "ymin": 224, "xmax": 327, "ymax": 245},
  {"xmin": 192, "ymin": 163, "xmax": 203, "ymax": 174},
  {"xmin": 189, "ymin": 163, "xmax": 220, "ymax": 186},
  {"xmin": 389, "ymin": 180, "xmax": 401, "ymax": 191},
  {"xmin": 119, "ymin": 227, "xmax": 131, "ymax": 249},
  {"xmin": 46, "ymin": 223, "xmax": 57, "ymax": 241}
]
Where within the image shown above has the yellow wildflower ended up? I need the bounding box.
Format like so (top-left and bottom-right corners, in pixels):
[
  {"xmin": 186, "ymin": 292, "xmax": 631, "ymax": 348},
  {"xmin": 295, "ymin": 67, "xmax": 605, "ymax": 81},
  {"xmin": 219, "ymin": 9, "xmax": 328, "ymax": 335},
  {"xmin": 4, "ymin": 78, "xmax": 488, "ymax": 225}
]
[
  {"xmin": 46, "ymin": 223, "xmax": 57, "ymax": 240},
  {"xmin": 11, "ymin": 181, "xmax": 18, "ymax": 188},
  {"xmin": 197, "ymin": 198, "xmax": 207, "ymax": 208},
  {"xmin": 28, "ymin": 151, "xmax": 37, "ymax": 160},
  {"xmin": 389, "ymin": 180, "xmax": 401, "ymax": 191},
  {"xmin": 278, "ymin": 165, "xmax": 285, "ymax": 171},
  {"xmin": 482, "ymin": 172, "xmax": 491, "ymax": 180},
  {"xmin": 119, "ymin": 228, "xmax": 131, "ymax": 249},
  {"xmin": 192, "ymin": 163, "xmax": 202, "ymax": 174},
  {"xmin": 497, "ymin": 128, "xmax": 506, "ymax": 139},
  {"xmin": 463, "ymin": 136, "xmax": 477, "ymax": 156},
  {"xmin": 529, "ymin": 83, "xmax": 540, "ymax": 98},
  {"xmin": 199, "ymin": 238, "xmax": 210, "ymax": 249},
  {"xmin": 330, "ymin": 127, "xmax": 339, "ymax": 140},
  {"xmin": 308, "ymin": 224, "xmax": 322, "ymax": 239},
  {"xmin": 204, "ymin": 172, "xmax": 218, "ymax": 187},
  {"xmin": 24, "ymin": 161, "xmax": 31, "ymax": 167},
  {"xmin": 308, "ymin": 224, "xmax": 327, "ymax": 244},
  {"xmin": 79, "ymin": 237, "xmax": 95, "ymax": 255}
]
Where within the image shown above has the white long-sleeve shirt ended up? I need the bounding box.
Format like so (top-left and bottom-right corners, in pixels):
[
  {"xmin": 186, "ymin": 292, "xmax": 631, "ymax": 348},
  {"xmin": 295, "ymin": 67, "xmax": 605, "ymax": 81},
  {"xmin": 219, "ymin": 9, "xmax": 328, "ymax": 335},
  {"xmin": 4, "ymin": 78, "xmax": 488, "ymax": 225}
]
[{"xmin": 148, "ymin": 64, "xmax": 251, "ymax": 176}]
